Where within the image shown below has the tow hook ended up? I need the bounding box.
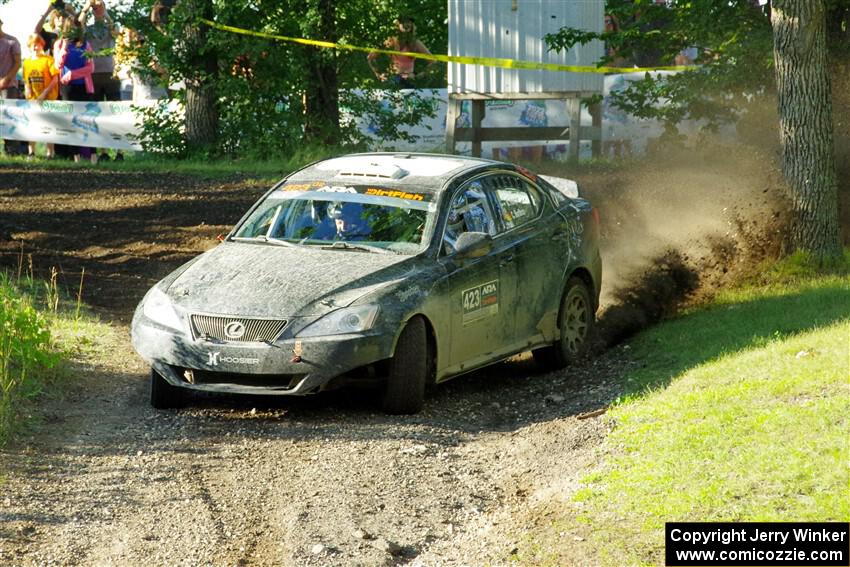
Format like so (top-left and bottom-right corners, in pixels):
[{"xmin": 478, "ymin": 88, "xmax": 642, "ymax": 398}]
[{"xmin": 291, "ymin": 341, "xmax": 303, "ymax": 364}]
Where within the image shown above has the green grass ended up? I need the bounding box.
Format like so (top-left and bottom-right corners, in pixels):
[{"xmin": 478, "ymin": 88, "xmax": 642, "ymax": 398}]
[
  {"xmin": 0, "ymin": 273, "xmax": 58, "ymax": 445},
  {"xmin": 512, "ymin": 254, "xmax": 850, "ymax": 566},
  {"xmin": 0, "ymin": 144, "xmax": 341, "ymax": 181},
  {"xmin": 0, "ymin": 269, "xmax": 112, "ymax": 447}
]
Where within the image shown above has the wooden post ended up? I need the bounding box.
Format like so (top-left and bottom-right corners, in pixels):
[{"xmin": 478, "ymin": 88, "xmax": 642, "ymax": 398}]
[
  {"xmin": 568, "ymin": 98, "xmax": 581, "ymax": 165},
  {"xmin": 471, "ymin": 99, "xmax": 485, "ymax": 158},
  {"xmin": 590, "ymin": 101, "xmax": 602, "ymax": 158},
  {"xmin": 445, "ymin": 96, "xmax": 460, "ymax": 154}
]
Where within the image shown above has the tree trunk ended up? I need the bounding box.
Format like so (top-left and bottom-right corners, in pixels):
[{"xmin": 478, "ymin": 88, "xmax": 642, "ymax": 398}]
[
  {"xmin": 303, "ymin": 0, "xmax": 340, "ymax": 145},
  {"xmin": 771, "ymin": 0, "xmax": 842, "ymax": 260},
  {"xmin": 183, "ymin": 0, "xmax": 218, "ymax": 152}
]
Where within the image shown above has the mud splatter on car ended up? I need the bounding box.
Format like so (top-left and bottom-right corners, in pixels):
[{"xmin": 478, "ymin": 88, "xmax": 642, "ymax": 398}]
[{"xmin": 132, "ymin": 153, "xmax": 602, "ymax": 414}]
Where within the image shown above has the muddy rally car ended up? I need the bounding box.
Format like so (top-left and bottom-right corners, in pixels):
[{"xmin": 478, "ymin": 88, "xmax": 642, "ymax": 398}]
[{"xmin": 131, "ymin": 153, "xmax": 602, "ymax": 414}]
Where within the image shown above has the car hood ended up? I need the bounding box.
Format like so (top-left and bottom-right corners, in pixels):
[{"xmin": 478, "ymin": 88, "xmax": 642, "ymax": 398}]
[{"xmin": 165, "ymin": 242, "xmax": 418, "ymax": 317}]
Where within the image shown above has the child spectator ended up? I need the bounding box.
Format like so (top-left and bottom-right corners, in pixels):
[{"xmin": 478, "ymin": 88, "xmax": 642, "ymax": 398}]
[
  {"xmin": 36, "ymin": 3, "xmax": 76, "ymax": 159},
  {"xmin": 23, "ymin": 34, "xmax": 59, "ymax": 159},
  {"xmin": 54, "ymin": 19, "xmax": 95, "ymax": 163}
]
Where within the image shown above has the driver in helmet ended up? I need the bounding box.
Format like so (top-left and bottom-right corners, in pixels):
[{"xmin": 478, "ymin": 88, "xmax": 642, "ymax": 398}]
[
  {"xmin": 327, "ymin": 201, "xmax": 368, "ymax": 239},
  {"xmin": 443, "ymin": 186, "xmax": 491, "ymax": 252}
]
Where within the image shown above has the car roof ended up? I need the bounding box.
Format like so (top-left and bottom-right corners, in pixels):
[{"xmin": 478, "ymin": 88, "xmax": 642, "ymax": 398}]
[{"xmin": 285, "ymin": 152, "xmax": 504, "ymax": 195}]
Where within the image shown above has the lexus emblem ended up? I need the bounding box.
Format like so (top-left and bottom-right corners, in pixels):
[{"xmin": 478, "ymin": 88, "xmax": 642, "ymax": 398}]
[{"xmin": 224, "ymin": 321, "xmax": 246, "ymax": 340}]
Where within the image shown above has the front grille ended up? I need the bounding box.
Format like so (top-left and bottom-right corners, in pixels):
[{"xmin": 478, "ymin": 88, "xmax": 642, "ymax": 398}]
[
  {"xmin": 190, "ymin": 314, "xmax": 287, "ymax": 342},
  {"xmin": 182, "ymin": 369, "xmax": 306, "ymax": 389}
]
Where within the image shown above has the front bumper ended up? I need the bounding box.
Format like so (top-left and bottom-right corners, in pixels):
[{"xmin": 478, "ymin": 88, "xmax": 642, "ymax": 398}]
[{"xmin": 131, "ymin": 318, "xmax": 395, "ymax": 396}]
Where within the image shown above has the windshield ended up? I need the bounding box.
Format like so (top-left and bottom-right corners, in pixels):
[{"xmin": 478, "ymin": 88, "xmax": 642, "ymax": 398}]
[{"xmin": 233, "ymin": 183, "xmax": 436, "ymax": 255}]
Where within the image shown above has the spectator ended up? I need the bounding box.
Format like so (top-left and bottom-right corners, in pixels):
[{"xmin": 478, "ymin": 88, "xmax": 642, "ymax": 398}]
[
  {"xmin": 151, "ymin": 0, "xmax": 179, "ymax": 31},
  {"xmin": 35, "ymin": 1, "xmax": 74, "ymax": 56},
  {"xmin": 0, "ymin": 17, "xmax": 22, "ymax": 156},
  {"xmin": 675, "ymin": 46, "xmax": 699, "ymax": 66},
  {"xmin": 54, "ymin": 19, "xmax": 95, "ymax": 163},
  {"xmin": 23, "ymin": 34, "xmax": 59, "ymax": 159},
  {"xmin": 36, "ymin": 3, "xmax": 76, "ymax": 159},
  {"xmin": 113, "ymin": 27, "xmax": 133, "ymax": 100},
  {"xmin": 79, "ymin": 0, "xmax": 122, "ymax": 161},
  {"xmin": 367, "ymin": 15, "xmax": 434, "ymax": 88},
  {"xmin": 603, "ymin": 13, "xmax": 631, "ymax": 68},
  {"xmin": 115, "ymin": 27, "xmax": 167, "ymax": 103},
  {"xmin": 78, "ymin": 0, "xmax": 117, "ymax": 100},
  {"xmin": 633, "ymin": 0, "xmax": 671, "ymax": 68}
]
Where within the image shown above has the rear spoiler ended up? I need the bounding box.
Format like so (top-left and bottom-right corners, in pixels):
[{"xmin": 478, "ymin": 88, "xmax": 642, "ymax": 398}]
[{"xmin": 539, "ymin": 175, "xmax": 580, "ymax": 199}]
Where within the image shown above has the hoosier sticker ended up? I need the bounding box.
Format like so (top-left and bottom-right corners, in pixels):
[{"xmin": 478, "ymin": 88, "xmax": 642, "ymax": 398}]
[{"xmin": 462, "ymin": 280, "xmax": 499, "ymax": 325}]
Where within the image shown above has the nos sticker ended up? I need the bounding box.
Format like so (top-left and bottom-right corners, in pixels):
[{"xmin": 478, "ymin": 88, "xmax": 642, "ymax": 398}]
[{"xmin": 462, "ymin": 280, "xmax": 499, "ymax": 325}]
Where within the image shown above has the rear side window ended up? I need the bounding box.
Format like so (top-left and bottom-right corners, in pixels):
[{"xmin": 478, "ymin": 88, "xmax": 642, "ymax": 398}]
[
  {"xmin": 547, "ymin": 186, "xmax": 569, "ymax": 207},
  {"xmin": 489, "ymin": 176, "xmax": 542, "ymax": 231}
]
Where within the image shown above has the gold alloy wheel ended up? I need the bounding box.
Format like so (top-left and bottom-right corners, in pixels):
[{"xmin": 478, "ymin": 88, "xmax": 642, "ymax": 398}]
[{"xmin": 562, "ymin": 289, "xmax": 589, "ymax": 354}]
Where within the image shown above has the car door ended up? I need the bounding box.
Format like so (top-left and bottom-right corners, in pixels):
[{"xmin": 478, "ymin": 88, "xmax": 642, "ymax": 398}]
[
  {"xmin": 487, "ymin": 174, "xmax": 558, "ymax": 346},
  {"xmin": 439, "ymin": 178, "xmax": 519, "ymax": 372}
]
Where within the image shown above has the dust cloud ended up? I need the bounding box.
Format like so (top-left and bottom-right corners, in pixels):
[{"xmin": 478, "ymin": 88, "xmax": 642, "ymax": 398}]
[{"xmin": 543, "ymin": 138, "xmax": 791, "ymax": 346}]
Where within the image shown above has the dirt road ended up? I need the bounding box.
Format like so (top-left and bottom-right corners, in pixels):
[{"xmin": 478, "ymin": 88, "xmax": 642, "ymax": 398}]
[
  {"xmin": 0, "ymin": 152, "xmax": 791, "ymax": 566},
  {"xmin": 0, "ymin": 327, "xmax": 618, "ymax": 566},
  {"xmin": 0, "ymin": 167, "xmax": 624, "ymax": 566}
]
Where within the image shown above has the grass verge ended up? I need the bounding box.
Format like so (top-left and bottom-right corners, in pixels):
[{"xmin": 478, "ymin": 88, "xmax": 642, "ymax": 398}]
[
  {"xmin": 512, "ymin": 254, "xmax": 850, "ymax": 566},
  {"xmin": 0, "ymin": 269, "xmax": 112, "ymax": 448},
  {"xmin": 0, "ymin": 144, "xmax": 342, "ymax": 182}
]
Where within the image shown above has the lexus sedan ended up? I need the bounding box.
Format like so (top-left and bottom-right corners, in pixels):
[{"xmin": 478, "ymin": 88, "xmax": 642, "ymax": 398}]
[{"xmin": 131, "ymin": 153, "xmax": 602, "ymax": 414}]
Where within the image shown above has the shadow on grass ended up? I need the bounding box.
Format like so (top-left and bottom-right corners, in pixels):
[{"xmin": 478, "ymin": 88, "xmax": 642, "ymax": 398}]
[{"xmin": 624, "ymin": 279, "xmax": 850, "ymax": 395}]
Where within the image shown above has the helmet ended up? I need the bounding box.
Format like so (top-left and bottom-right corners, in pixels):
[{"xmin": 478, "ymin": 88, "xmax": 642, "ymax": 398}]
[
  {"xmin": 327, "ymin": 201, "xmax": 366, "ymax": 238},
  {"xmin": 448, "ymin": 186, "xmax": 488, "ymax": 234},
  {"xmin": 327, "ymin": 201, "xmax": 345, "ymax": 220}
]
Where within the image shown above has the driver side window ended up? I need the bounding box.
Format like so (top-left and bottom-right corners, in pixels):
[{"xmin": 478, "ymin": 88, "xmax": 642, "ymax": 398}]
[{"xmin": 442, "ymin": 180, "xmax": 497, "ymax": 255}]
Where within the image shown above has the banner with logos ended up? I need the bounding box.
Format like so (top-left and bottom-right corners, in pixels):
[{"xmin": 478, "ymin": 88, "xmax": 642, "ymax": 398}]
[
  {"xmin": 356, "ymin": 75, "xmax": 676, "ymax": 159},
  {"xmin": 1, "ymin": 74, "xmax": 698, "ymax": 156},
  {"xmin": 0, "ymin": 99, "xmax": 143, "ymax": 151}
]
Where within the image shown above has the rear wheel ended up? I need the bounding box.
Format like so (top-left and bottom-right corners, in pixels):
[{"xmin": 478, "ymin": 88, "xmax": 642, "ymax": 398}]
[
  {"xmin": 150, "ymin": 368, "xmax": 185, "ymax": 409},
  {"xmin": 533, "ymin": 277, "xmax": 594, "ymax": 371},
  {"xmin": 382, "ymin": 317, "xmax": 429, "ymax": 415}
]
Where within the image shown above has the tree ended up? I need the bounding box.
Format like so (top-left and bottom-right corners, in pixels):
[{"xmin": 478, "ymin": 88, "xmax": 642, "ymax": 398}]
[
  {"xmin": 180, "ymin": 0, "xmax": 219, "ymax": 152},
  {"xmin": 302, "ymin": 0, "xmax": 340, "ymax": 145},
  {"xmin": 545, "ymin": 0, "xmax": 844, "ymax": 262},
  {"xmin": 120, "ymin": 0, "xmax": 446, "ymax": 158},
  {"xmin": 771, "ymin": 0, "xmax": 842, "ymax": 260}
]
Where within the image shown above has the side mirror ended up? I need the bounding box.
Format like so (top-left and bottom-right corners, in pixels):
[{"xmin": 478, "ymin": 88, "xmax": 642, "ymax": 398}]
[{"xmin": 455, "ymin": 231, "xmax": 491, "ymax": 258}]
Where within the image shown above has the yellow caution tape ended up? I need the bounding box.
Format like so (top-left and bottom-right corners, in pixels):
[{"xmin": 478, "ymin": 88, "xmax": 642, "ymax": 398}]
[{"xmin": 200, "ymin": 19, "xmax": 691, "ymax": 75}]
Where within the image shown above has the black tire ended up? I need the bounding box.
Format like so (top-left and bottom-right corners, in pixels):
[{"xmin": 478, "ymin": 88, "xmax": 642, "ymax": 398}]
[
  {"xmin": 382, "ymin": 317, "xmax": 429, "ymax": 415},
  {"xmin": 150, "ymin": 368, "xmax": 185, "ymax": 409},
  {"xmin": 533, "ymin": 277, "xmax": 595, "ymax": 371}
]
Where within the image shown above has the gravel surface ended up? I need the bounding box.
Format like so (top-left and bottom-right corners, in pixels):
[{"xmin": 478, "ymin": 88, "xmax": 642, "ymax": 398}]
[
  {"xmin": 0, "ymin": 167, "xmax": 623, "ymax": 566},
  {"xmin": 0, "ymin": 150, "xmax": 791, "ymax": 565},
  {"xmin": 0, "ymin": 328, "xmax": 621, "ymax": 566}
]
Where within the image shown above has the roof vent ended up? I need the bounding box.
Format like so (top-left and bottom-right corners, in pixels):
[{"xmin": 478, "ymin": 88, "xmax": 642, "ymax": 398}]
[{"xmin": 336, "ymin": 163, "xmax": 409, "ymax": 180}]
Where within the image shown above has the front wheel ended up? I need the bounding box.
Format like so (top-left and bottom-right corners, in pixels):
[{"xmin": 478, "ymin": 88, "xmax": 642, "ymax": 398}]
[
  {"xmin": 382, "ymin": 317, "xmax": 429, "ymax": 414},
  {"xmin": 533, "ymin": 277, "xmax": 594, "ymax": 371},
  {"xmin": 150, "ymin": 368, "xmax": 185, "ymax": 409}
]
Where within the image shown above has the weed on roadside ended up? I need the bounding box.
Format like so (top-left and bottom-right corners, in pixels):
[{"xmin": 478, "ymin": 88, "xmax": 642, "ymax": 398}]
[
  {"xmin": 0, "ymin": 260, "xmax": 111, "ymax": 447},
  {"xmin": 0, "ymin": 273, "xmax": 59, "ymax": 445}
]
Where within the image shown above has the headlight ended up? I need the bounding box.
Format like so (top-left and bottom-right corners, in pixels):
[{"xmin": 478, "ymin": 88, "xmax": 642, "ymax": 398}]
[
  {"xmin": 297, "ymin": 304, "xmax": 380, "ymax": 337},
  {"xmin": 142, "ymin": 287, "xmax": 183, "ymax": 331}
]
